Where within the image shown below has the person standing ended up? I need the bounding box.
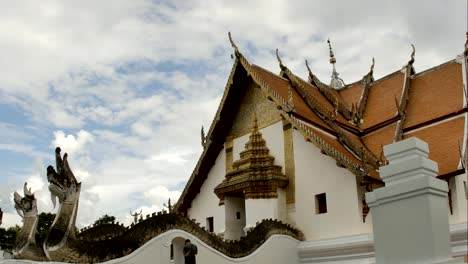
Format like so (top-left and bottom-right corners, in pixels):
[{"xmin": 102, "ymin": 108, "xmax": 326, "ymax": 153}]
[{"xmin": 183, "ymin": 239, "xmax": 197, "ymax": 264}]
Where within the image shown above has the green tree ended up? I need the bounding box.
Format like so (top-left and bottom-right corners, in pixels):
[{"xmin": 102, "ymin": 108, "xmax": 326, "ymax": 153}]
[
  {"xmin": 0, "ymin": 225, "xmax": 20, "ymax": 250},
  {"xmin": 36, "ymin": 212, "xmax": 56, "ymax": 245},
  {"xmin": 94, "ymin": 214, "xmax": 116, "ymax": 226}
]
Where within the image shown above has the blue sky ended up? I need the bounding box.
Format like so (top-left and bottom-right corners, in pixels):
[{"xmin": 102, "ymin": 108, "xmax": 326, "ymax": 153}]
[{"xmin": 0, "ymin": 0, "xmax": 466, "ymax": 228}]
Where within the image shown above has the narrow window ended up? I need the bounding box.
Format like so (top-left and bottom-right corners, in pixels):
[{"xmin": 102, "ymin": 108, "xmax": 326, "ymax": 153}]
[
  {"xmin": 170, "ymin": 243, "xmax": 174, "ymax": 260},
  {"xmin": 236, "ymin": 211, "xmax": 241, "ymax": 219},
  {"xmin": 206, "ymin": 217, "xmax": 214, "ymax": 232},
  {"xmin": 464, "ymin": 181, "xmax": 467, "ymax": 199},
  {"xmin": 315, "ymin": 193, "xmax": 327, "ymax": 214}
]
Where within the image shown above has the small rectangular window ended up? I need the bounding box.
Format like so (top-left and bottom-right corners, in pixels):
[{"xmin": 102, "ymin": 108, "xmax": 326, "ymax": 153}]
[
  {"xmin": 236, "ymin": 211, "xmax": 241, "ymax": 219},
  {"xmin": 206, "ymin": 217, "xmax": 214, "ymax": 232},
  {"xmin": 170, "ymin": 243, "xmax": 174, "ymax": 260},
  {"xmin": 315, "ymin": 193, "xmax": 327, "ymax": 214}
]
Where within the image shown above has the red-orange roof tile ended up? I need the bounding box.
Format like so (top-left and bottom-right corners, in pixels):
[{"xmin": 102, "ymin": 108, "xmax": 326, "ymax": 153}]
[
  {"xmin": 403, "ymin": 116, "xmax": 465, "ymax": 175},
  {"xmin": 405, "ymin": 62, "xmax": 464, "ymax": 128},
  {"xmin": 251, "ymin": 65, "xmax": 331, "ymax": 130},
  {"xmin": 361, "ymin": 73, "xmax": 405, "ymax": 129}
]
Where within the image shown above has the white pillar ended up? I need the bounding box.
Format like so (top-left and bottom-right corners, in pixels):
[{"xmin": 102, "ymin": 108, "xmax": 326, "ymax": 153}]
[
  {"xmin": 224, "ymin": 196, "xmax": 245, "ymax": 240},
  {"xmin": 365, "ymin": 137, "xmax": 463, "ymax": 264}
]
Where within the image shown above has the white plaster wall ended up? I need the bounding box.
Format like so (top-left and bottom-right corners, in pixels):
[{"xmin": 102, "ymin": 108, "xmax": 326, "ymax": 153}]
[
  {"xmin": 245, "ymin": 198, "xmax": 279, "ymax": 228},
  {"xmin": 224, "ymin": 197, "xmax": 246, "ymax": 240},
  {"xmin": 233, "ymin": 121, "xmax": 285, "ymax": 173},
  {"xmin": 292, "ymin": 130, "xmax": 372, "ymax": 240},
  {"xmin": 0, "ymin": 231, "xmax": 300, "ymax": 264},
  {"xmin": 188, "ymin": 149, "xmax": 226, "ymax": 234},
  {"xmin": 449, "ymin": 173, "xmax": 468, "ymax": 224}
]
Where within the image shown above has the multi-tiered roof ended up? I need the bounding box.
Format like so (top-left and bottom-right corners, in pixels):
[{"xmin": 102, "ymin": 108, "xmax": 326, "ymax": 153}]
[{"xmin": 175, "ymin": 33, "xmax": 468, "ymax": 213}]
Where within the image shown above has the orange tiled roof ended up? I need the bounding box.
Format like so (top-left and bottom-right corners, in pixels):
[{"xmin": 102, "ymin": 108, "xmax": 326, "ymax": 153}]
[
  {"xmin": 404, "ymin": 116, "xmax": 465, "ymax": 175},
  {"xmin": 175, "ymin": 38, "xmax": 467, "ymax": 213},
  {"xmin": 405, "ymin": 62, "xmax": 464, "ymax": 128},
  {"xmin": 339, "ymin": 82, "xmax": 364, "ymax": 109},
  {"xmin": 250, "ymin": 65, "xmax": 331, "ymax": 130},
  {"xmin": 361, "ymin": 72, "xmax": 405, "ymax": 129}
]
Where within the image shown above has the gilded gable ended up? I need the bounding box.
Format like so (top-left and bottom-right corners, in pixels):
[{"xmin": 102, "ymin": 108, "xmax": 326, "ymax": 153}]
[{"xmin": 229, "ymin": 81, "xmax": 281, "ymax": 139}]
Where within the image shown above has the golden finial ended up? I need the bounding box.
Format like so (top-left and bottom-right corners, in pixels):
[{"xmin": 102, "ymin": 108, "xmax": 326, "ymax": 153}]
[
  {"xmin": 327, "ymin": 38, "xmax": 345, "ymax": 89},
  {"xmin": 408, "ymin": 44, "xmax": 415, "ymax": 65},
  {"xmin": 327, "ymin": 38, "xmax": 336, "ymax": 65},
  {"xmin": 252, "ymin": 113, "xmax": 258, "ymax": 131},
  {"xmin": 228, "ymin": 32, "xmax": 240, "ymax": 56},
  {"xmin": 276, "ymin": 48, "xmax": 286, "ymax": 70}
]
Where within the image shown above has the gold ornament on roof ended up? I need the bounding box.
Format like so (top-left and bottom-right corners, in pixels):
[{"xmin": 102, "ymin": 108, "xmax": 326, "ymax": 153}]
[
  {"xmin": 327, "ymin": 38, "xmax": 345, "ymax": 89},
  {"xmin": 408, "ymin": 44, "xmax": 416, "ymax": 65}
]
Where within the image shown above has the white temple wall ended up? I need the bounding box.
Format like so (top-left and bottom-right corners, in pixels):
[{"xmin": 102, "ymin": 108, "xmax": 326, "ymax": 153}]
[
  {"xmin": 449, "ymin": 173, "xmax": 468, "ymax": 224},
  {"xmin": 187, "ymin": 149, "xmax": 226, "ymax": 234},
  {"xmin": 224, "ymin": 196, "xmax": 246, "ymax": 240},
  {"xmin": 292, "ymin": 129, "xmax": 372, "ymax": 240},
  {"xmin": 0, "ymin": 231, "xmax": 300, "ymax": 264},
  {"xmin": 245, "ymin": 198, "xmax": 279, "ymax": 228},
  {"xmin": 233, "ymin": 121, "xmax": 285, "ymax": 173}
]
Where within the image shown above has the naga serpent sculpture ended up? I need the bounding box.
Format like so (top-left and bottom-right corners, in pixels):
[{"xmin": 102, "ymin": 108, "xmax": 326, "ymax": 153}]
[
  {"xmin": 43, "ymin": 147, "xmax": 82, "ymax": 261},
  {"xmin": 13, "ymin": 183, "xmax": 46, "ymax": 260}
]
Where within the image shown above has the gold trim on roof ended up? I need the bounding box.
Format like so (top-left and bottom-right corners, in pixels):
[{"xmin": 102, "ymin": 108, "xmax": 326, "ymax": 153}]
[
  {"xmin": 305, "ymin": 60, "xmax": 353, "ymax": 120},
  {"xmin": 277, "ymin": 59, "xmax": 381, "ymax": 169},
  {"xmin": 394, "ymin": 46, "xmax": 416, "ymax": 142},
  {"xmin": 354, "ymin": 58, "xmax": 375, "ymax": 126}
]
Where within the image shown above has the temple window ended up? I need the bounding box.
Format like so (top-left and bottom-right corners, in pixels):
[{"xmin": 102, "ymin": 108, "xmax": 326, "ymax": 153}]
[
  {"xmin": 236, "ymin": 211, "xmax": 241, "ymax": 219},
  {"xmin": 170, "ymin": 243, "xmax": 173, "ymax": 260},
  {"xmin": 464, "ymin": 181, "xmax": 467, "ymax": 199},
  {"xmin": 315, "ymin": 193, "xmax": 328, "ymax": 214},
  {"xmin": 206, "ymin": 217, "xmax": 214, "ymax": 232}
]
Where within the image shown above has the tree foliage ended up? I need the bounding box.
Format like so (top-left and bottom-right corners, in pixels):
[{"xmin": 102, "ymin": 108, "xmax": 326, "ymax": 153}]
[
  {"xmin": 36, "ymin": 212, "xmax": 56, "ymax": 245},
  {"xmin": 0, "ymin": 225, "xmax": 20, "ymax": 250},
  {"xmin": 94, "ymin": 214, "xmax": 116, "ymax": 226}
]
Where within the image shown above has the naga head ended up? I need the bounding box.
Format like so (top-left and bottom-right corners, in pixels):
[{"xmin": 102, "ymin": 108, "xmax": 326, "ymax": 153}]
[
  {"xmin": 13, "ymin": 183, "xmax": 37, "ymax": 219},
  {"xmin": 47, "ymin": 147, "xmax": 80, "ymax": 208}
]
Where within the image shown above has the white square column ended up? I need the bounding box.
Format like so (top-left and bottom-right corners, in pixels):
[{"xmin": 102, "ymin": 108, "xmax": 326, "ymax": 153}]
[{"xmin": 365, "ymin": 137, "xmax": 463, "ymax": 264}]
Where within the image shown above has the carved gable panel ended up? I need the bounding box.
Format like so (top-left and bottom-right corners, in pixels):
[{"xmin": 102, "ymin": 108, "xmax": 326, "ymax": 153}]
[{"xmin": 229, "ymin": 82, "xmax": 281, "ymax": 139}]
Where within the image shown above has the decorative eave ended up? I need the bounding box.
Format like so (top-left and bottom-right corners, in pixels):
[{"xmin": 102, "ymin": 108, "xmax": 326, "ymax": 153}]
[
  {"xmin": 214, "ymin": 115, "xmax": 288, "ymax": 201},
  {"xmin": 305, "ymin": 60, "xmax": 353, "ymax": 120},
  {"xmin": 394, "ymin": 45, "xmax": 416, "ymax": 142},
  {"xmin": 276, "ymin": 50, "xmax": 381, "ymax": 170},
  {"xmin": 354, "ymin": 58, "xmax": 375, "ymax": 125}
]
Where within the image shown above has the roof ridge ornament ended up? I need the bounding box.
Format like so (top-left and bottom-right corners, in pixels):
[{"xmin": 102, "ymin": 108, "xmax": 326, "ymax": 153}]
[
  {"xmin": 408, "ymin": 44, "xmax": 415, "ymax": 65},
  {"xmin": 228, "ymin": 32, "xmax": 240, "ymax": 57},
  {"xmin": 276, "ymin": 48, "xmax": 286, "ymax": 71},
  {"xmin": 201, "ymin": 125, "xmax": 207, "ymax": 148},
  {"xmin": 305, "ymin": 59, "xmax": 314, "ymax": 81},
  {"xmin": 327, "ymin": 38, "xmax": 345, "ymax": 89},
  {"xmin": 464, "ymin": 31, "xmax": 468, "ymax": 56}
]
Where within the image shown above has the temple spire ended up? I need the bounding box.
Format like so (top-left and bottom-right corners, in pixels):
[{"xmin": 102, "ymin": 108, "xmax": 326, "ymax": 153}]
[
  {"xmin": 327, "ymin": 39, "xmax": 345, "ymax": 89},
  {"xmin": 252, "ymin": 113, "xmax": 258, "ymax": 131}
]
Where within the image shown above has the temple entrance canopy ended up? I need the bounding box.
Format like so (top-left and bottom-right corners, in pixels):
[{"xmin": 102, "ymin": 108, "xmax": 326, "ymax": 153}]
[{"xmin": 214, "ymin": 115, "xmax": 288, "ymax": 240}]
